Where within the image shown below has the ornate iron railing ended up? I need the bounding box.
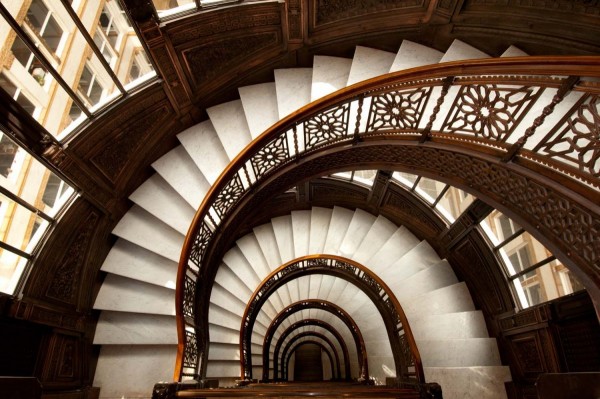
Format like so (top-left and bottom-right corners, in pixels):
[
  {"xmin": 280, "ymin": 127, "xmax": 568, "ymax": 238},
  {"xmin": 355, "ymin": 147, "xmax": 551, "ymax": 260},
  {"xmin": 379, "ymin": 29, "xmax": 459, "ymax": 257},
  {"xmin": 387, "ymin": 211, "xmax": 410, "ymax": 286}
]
[{"xmin": 175, "ymin": 57, "xmax": 600, "ymax": 381}]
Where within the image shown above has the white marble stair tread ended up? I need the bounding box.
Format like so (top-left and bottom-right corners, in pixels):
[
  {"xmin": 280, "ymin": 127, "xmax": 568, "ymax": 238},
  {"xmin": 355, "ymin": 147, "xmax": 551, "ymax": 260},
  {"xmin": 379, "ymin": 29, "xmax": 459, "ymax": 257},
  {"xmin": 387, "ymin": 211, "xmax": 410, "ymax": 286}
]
[
  {"xmin": 237, "ymin": 234, "xmax": 273, "ymax": 281},
  {"xmin": 417, "ymin": 338, "xmax": 501, "ymax": 367},
  {"xmin": 352, "ymin": 215, "xmax": 398, "ymax": 263},
  {"xmin": 376, "ymin": 240, "xmax": 441, "ymax": 283},
  {"xmin": 317, "ymin": 274, "xmax": 336, "ymax": 300},
  {"xmin": 440, "ymin": 39, "xmax": 490, "ymax": 63},
  {"xmin": 129, "ymin": 174, "xmax": 196, "ymax": 235},
  {"xmin": 112, "ymin": 205, "xmax": 184, "ymax": 263},
  {"xmin": 222, "ymin": 246, "xmax": 262, "ymax": 293},
  {"xmin": 291, "ymin": 210, "xmax": 311, "ymax": 257},
  {"xmin": 239, "ymin": 82, "xmax": 280, "ymax": 139},
  {"xmin": 152, "ymin": 145, "xmax": 210, "ymax": 209},
  {"xmin": 392, "ymin": 260, "xmax": 458, "ymax": 301},
  {"xmin": 403, "ymin": 282, "xmax": 475, "ymax": 320},
  {"xmin": 177, "ymin": 120, "xmax": 229, "ymax": 184},
  {"xmin": 94, "ymin": 274, "xmax": 175, "ymax": 315},
  {"xmin": 100, "ymin": 239, "xmax": 178, "ymax": 289},
  {"xmin": 424, "ymin": 366, "xmax": 511, "ymax": 399},
  {"xmin": 323, "ymin": 206, "xmax": 354, "ymax": 254},
  {"xmin": 363, "ymin": 226, "xmax": 420, "ymax": 271},
  {"xmin": 207, "ymin": 99, "xmax": 253, "ymax": 160},
  {"xmin": 311, "ymin": 56, "xmax": 353, "ymax": 101},
  {"xmin": 274, "ymin": 68, "xmax": 313, "ymax": 119},
  {"xmin": 347, "ymin": 46, "xmax": 396, "ymax": 86},
  {"xmin": 206, "ymin": 360, "xmax": 245, "ymax": 378},
  {"xmin": 207, "ymin": 343, "xmax": 240, "ymax": 360},
  {"xmin": 272, "ymin": 215, "xmax": 295, "ymax": 263},
  {"xmin": 210, "ymin": 282, "xmax": 248, "ymax": 317},
  {"xmin": 410, "ymin": 311, "xmax": 488, "ymax": 340},
  {"xmin": 214, "ymin": 262, "xmax": 254, "ymax": 305},
  {"xmin": 338, "ymin": 208, "xmax": 377, "ymax": 258},
  {"xmin": 501, "ymin": 45, "xmax": 528, "ymax": 57},
  {"xmin": 208, "ymin": 303, "xmax": 245, "ymax": 331},
  {"xmin": 236, "ymin": 234, "xmax": 286, "ymax": 311},
  {"xmin": 254, "ymin": 223, "xmax": 283, "ymax": 270},
  {"xmin": 93, "ymin": 311, "xmax": 177, "ymax": 344},
  {"xmin": 325, "ymin": 277, "xmax": 349, "ymax": 304},
  {"xmin": 308, "ymin": 207, "xmax": 333, "ymax": 254},
  {"xmin": 390, "ymin": 40, "xmax": 444, "ymax": 72},
  {"xmin": 93, "ymin": 345, "xmax": 176, "ymax": 399},
  {"xmin": 209, "ymin": 323, "xmax": 239, "ymax": 344}
]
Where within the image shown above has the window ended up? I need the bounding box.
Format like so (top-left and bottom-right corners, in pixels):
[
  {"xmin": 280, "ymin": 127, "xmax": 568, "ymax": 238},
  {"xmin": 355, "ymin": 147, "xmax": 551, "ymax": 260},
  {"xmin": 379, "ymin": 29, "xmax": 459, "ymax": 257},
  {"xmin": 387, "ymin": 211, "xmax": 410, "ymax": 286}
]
[
  {"xmin": 0, "ymin": 73, "xmax": 37, "ymax": 117},
  {"xmin": 77, "ymin": 63, "xmax": 106, "ymax": 107},
  {"xmin": 25, "ymin": 0, "xmax": 65, "ymax": 55},
  {"xmin": 480, "ymin": 211, "xmax": 585, "ymax": 308},
  {"xmin": 0, "ymin": 131, "xmax": 76, "ymax": 295}
]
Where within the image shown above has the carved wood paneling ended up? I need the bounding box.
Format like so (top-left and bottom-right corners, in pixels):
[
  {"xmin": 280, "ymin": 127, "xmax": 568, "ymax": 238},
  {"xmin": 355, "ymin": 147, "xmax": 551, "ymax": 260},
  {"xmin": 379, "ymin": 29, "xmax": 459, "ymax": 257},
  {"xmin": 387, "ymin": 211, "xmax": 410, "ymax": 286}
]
[
  {"xmin": 313, "ymin": 0, "xmax": 427, "ymax": 26},
  {"xmin": 449, "ymin": 234, "xmax": 514, "ymax": 315}
]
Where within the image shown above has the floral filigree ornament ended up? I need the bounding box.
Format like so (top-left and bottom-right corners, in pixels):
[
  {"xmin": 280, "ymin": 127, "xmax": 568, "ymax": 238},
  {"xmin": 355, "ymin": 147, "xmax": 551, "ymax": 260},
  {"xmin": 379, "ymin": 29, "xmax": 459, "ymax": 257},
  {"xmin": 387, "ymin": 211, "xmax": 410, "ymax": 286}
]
[
  {"xmin": 251, "ymin": 134, "xmax": 289, "ymax": 178},
  {"xmin": 213, "ymin": 175, "xmax": 244, "ymax": 217},
  {"xmin": 367, "ymin": 88, "xmax": 428, "ymax": 131},
  {"xmin": 305, "ymin": 104, "xmax": 350, "ymax": 149},
  {"xmin": 444, "ymin": 84, "xmax": 537, "ymax": 140},
  {"xmin": 535, "ymin": 95, "xmax": 600, "ymax": 178}
]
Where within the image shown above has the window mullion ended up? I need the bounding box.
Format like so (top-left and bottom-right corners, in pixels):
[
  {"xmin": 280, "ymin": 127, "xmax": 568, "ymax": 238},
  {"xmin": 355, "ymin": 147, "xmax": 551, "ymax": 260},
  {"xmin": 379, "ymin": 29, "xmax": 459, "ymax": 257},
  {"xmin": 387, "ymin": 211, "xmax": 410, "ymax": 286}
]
[
  {"xmin": 59, "ymin": 0, "xmax": 126, "ymax": 94},
  {"xmin": 0, "ymin": 3, "xmax": 91, "ymax": 117},
  {"xmin": 0, "ymin": 240, "xmax": 33, "ymax": 260},
  {"xmin": 509, "ymin": 256, "xmax": 556, "ymax": 281},
  {"xmin": 495, "ymin": 228, "xmax": 525, "ymax": 250},
  {"xmin": 0, "ymin": 184, "xmax": 54, "ymax": 222}
]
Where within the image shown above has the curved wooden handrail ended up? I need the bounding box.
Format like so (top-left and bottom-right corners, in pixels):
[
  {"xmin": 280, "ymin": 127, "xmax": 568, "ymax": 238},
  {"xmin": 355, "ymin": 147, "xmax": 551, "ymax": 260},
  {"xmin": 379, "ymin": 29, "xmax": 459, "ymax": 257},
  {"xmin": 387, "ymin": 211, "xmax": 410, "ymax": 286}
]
[{"xmin": 175, "ymin": 56, "xmax": 600, "ymax": 380}]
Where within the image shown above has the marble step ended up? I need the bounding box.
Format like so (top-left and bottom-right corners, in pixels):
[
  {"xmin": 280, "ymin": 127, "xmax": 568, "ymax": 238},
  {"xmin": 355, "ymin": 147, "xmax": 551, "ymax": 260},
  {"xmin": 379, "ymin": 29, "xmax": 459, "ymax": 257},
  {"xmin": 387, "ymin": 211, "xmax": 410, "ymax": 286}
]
[
  {"xmin": 274, "ymin": 68, "xmax": 313, "ymax": 119},
  {"xmin": 376, "ymin": 240, "xmax": 441, "ymax": 283},
  {"xmin": 311, "ymin": 55, "xmax": 353, "ymax": 101},
  {"xmin": 363, "ymin": 226, "xmax": 420, "ymax": 271},
  {"xmin": 254, "ymin": 223, "xmax": 283, "ymax": 270},
  {"xmin": 93, "ymin": 345, "xmax": 177, "ymax": 399},
  {"xmin": 403, "ymin": 282, "xmax": 476, "ymax": 321},
  {"xmin": 207, "ymin": 100, "xmax": 253, "ymax": 161},
  {"xmin": 338, "ymin": 208, "xmax": 377, "ymax": 258},
  {"xmin": 501, "ymin": 45, "xmax": 528, "ymax": 57},
  {"xmin": 209, "ymin": 323, "xmax": 240, "ymax": 344},
  {"xmin": 272, "ymin": 215, "xmax": 295, "ymax": 263},
  {"xmin": 177, "ymin": 120, "xmax": 229, "ymax": 185},
  {"xmin": 424, "ymin": 366, "xmax": 511, "ymax": 399},
  {"xmin": 390, "ymin": 40, "xmax": 444, "ymax": 72},
  {"xmin": 100, "ymin": 239, "xmax": 178, "ymax": 289},
  {"xmin": 323, "ymin": 206, "xmax": 354, "ymax": 254},
  {"xmin": 93, "ymin": 311, "xmax": 177, "ymax": 344},
  {"xmin": 440, "ymin": 39, "xmax": 490, "ymax": 63},
  {"xmin": 308, "ymin": 207, "xmax": 333, "ymax": 254},
  {"xmin": 417, "ymin": 338, "xmax": 502, "ymax": 367},
  {"xmin": 393, "ymin": 259, "xmax": 458, "ymax": 302},
  {"xmin": 94, "ymin": 274, "xmax": 175, "ymax": 315},
  {"xmin": 238, "ymin": 82, "xmax": 280, "ymax": 139},
  {"xmin": 152, "ymin": 145, "xmax": 210, "ymax": 210},
  {"xmin": 129, "ymin": 173, "xmax": 196, "ymax": 235},
  {"xmin": 347, "ymin": 46, "xmax": 396, "ymax": 86},
  {"xmin": 410, "ymin": 311, "xmax": 488, "ymax": 340},
  {"xmin": 352, "ymin": 215, "xmax": 398, "ymax": 264},
  {"xmin": 291, "ymin": 210, "xmax": 311, "ymax": 258},
  {"xmin": 112, "ymin": 205, "xmax": 184, "ymax": 263}
]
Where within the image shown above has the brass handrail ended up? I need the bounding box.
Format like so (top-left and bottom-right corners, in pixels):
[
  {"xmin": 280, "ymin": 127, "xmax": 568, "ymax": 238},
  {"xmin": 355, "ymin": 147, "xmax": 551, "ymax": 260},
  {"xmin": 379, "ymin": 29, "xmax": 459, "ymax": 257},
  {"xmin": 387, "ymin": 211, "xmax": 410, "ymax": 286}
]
[{"xmin": 175, "ymin": 56, "xmax": 600, "ymax": 381}]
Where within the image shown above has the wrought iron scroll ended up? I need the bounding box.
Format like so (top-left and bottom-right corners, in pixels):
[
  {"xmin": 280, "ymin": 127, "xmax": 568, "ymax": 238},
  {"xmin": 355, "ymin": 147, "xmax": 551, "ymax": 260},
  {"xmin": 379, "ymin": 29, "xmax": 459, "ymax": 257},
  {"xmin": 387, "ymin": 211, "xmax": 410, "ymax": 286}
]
[{"xmin": 175, "ymin": 57, "xmax": 600, "ymax": 381}]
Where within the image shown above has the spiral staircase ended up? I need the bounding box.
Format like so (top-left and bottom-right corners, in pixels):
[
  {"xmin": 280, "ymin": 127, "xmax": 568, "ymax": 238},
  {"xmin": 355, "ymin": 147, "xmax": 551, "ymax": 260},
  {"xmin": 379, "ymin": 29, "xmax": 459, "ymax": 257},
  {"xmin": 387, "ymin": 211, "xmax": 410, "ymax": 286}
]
[{"xmin": 90, "ymin": 39, "xmax": 527, "ymax": 398}]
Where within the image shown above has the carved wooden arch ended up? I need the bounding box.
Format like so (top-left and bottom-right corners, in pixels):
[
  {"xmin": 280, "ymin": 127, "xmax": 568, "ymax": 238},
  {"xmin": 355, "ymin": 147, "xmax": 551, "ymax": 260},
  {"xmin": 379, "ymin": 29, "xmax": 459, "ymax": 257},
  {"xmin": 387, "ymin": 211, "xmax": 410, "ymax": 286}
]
[
  {"xmin": 275, "ymin": 330, "xmax": 343, "ymax": 380},
  {"xmin": 239, "ymin": 255, "xmax": 423, "ymax": 383},
  {"xmin": 284, "ymin": 340, "xmax": 337, "ymax": 382},
  {"xmin": 262, "ymin": 299, "xmax": 366, "ymax": 381},
  {"xmin": 272, "ymin": 319, "xmax": 350, "ymax": 381}
]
